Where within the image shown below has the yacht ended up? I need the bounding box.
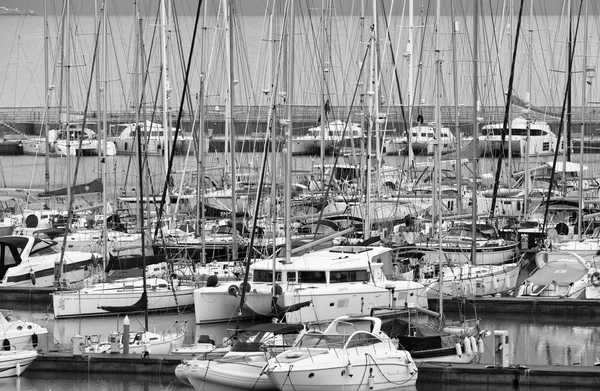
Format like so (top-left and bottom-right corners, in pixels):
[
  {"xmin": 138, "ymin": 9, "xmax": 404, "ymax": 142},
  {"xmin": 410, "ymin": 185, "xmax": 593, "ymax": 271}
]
[
  {"xmin": 22, "ymin": 124, "xmax": 116, "ymax": 157},
  {"xmin": 384, "ymin": 124, "xmax": 457, "ymax": 156},
  {"xmin": 194, "ymin": 245, "xmax": 429, "ymax": 324},
  {"xmin": 479, "ymin": 117, "xmax": 562, "ymax": 157},
  {"xmin": 0, "ymin": 235, "xmax": 100, "ymax": 288},
  {"xmin": 111, "ymin": 120, "xmax": 194, "ymax": 155},
  {"xmin": 291, "ymin": 120, "xmax": 364, "ymax": 155},
  {"xmin": 265, "ymin": 315, "xmax": 418, "ymax": 390}
]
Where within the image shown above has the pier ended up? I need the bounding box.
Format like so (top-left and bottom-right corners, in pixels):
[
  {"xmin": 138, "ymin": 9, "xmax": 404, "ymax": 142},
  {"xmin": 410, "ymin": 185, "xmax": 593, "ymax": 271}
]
[{"xmin": 26, "ymin": 352, "xmax": 600, "ymax": 389}]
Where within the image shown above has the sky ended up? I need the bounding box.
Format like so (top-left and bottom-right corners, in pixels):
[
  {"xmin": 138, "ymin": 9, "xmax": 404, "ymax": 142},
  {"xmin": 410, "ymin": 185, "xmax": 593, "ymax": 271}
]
[{"xmin": 0, "ymin": 0, "xmax": 578, "ymax": 17}]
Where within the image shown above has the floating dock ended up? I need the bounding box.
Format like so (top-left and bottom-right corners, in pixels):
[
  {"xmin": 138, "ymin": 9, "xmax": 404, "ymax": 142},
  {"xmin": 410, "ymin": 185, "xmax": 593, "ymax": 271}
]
[{"xmin": 26, "ymin": 352, "xmax": 600, "ymax": 389}]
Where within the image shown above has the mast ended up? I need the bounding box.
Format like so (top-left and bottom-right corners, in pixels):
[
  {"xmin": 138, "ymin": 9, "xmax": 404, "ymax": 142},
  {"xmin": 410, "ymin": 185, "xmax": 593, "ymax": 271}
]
[
  {"xmin": 578, "ymin": 0, "xmax": 588, "ymax": 239},
  {"xmin": 43, "ymin": 0, "xmax": 50, "ymax": 194},
  {"xmin": 450, "ymin": 0, "xmax": 461, "ymax": 217},
  {"xmin": 470, "ymin": 0, "xmax": 479, "ymax": 265},
  {"xmin": 197, "ymin": 1, "xmax": 207, "ymax": 265},
  {"xmin": 407, "ymin": 0, "xmax": 414, "ymax": 179},
  {"xmin": 523, "ymin": 0, "xmax": 533, "ymax": 218},
  {"xmin": 101, "ymin": 0, "xmax": 108, "ymax": 277},
  {"xmin": 137, "ymin": 12, "xmax": 149, "ymax": 331},
  {"xmin": 319, "ymin": 0, "xmax": 326, "ymax": 182},
  {"xmin": 159, "ymin": 0, "xmax": 171, "ymax": 215},
  {"xmin": 286, "ymin": 0, "xmax": 295, "ymax": 264},
  {"xmin": 434, "ymin": 0, "xmax": 443, "ymax": 325},
  {"xmin": 226, "ymin": 0, "xmax": 238, "ymax": 260}
]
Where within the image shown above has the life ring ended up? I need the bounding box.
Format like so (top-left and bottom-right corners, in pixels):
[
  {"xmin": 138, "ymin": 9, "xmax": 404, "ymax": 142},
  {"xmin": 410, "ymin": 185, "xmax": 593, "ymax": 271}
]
[
  {"xmin": 239, "ymin": 282, "xmax": 251, "ymax": 293},
  {"xmin": 555, "ymin": 222, "xmax": 569, "ymax": 236},
  {"xmin": 228, "ymin": 284, "xmax": 240, "ymax": 297},
  {"xmin": 141, "ymin": 351, "xmax": 150, "ymax": 359}
]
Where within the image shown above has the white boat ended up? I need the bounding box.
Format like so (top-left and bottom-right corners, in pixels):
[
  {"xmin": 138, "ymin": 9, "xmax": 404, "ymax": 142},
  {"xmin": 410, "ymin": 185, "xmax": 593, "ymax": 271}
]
[
  {"xmin": 407, "ymin": 261, "xmax": 521, "ymax": 299},
  {"xmin": 291, "ymin": 120, "xmax": 364, "ymax": 155},
  {"xmin": 0, "ymin": 350, "xmax": 38, "ymax": 378},
  {"xmin": 0, "ymin": 235, "xmax": 100, "ymax": 288},
  {"xmin": 479, "ymin": 117, "xmax": 562, "ymax": 157},
  {"xmin": 52, "ymin": 276, "xmax": 195, "ymax": 318},
  {"xmin": 385, "ymin": 125, "xmax": 457, "ymax": 156},
  {"xmin": 194, "ymin": 245, "xmax": 429, "ymax": 324},
  {"xmin": 22, "ymin": 124, "xmax": 116, "ymax": 157},
  {"xmin": 400, "ymin": 222, "xmax": 518, "ymax": 266},
  {"xmin": 265, "ymin": 314, "xmax": 418, "ymax": 390},
  {"xmin": 517, "ymin": 251, "xmax": 600, "ymax": 299},
  {"xmin": 84, "ymin": 320, "xmax": 187, "ymax": 355},
  {"xmin": 178, "ymin": 323, "xmax": 305, "ymax": 390},
  {"xmin": 0, "ymin": 310, "xmax": 48, "ymax": 351},
  {"xmin": 111, "ymin": 121, "xmax": 194, "ymax": 155}
]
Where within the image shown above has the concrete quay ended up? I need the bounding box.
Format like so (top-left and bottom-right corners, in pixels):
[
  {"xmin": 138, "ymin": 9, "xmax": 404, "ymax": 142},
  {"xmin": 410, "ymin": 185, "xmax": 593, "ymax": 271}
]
[{"xmin": 26, "ymin": 352, "xmax": 600, "ymax": 389}]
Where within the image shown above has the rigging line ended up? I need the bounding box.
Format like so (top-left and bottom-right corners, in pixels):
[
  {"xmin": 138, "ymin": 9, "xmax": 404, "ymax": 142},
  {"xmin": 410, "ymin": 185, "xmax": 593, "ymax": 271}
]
[
  {"xmin": 153, "ymin": 0, "xmax": 205, "ymax": 238},
  {"xmin": 236, "ymin": 0, "xmax": 290, "ymax": 331},
  {"xmin": 489, "ymin": 0, "xmax": 525, "ymax": 220},
  {"xmin": 58, "ymin": 0, "xmax": 104, "ymax": 285},
  {"xmin": 542, "ymin": 0, "xmax": 584, "ymax": 236},
  {"xmin": 312, "ymin": 45, "xmax": 369, "ymax": 238}
]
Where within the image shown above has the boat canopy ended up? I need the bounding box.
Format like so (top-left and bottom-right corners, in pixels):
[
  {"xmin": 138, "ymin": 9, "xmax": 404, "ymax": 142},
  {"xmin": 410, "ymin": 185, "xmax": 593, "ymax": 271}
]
[{"xmin": 528, "ymin": 260, "xmax": 588, "ymax": 285}]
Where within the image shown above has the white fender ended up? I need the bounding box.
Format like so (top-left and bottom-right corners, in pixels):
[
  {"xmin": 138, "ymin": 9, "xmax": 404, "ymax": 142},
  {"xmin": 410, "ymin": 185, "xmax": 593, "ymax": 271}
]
[
  {"xmin": 470, "ymin": 336, "xmax": 478, "ymax": 354},
  {"xmin": 504, "ymin": 273, "xmax": 512, "ymax": 289},
  {"xmin": 464, "ymin": 336, "xmax": 472, "ymax": 356},
  {"xmin": 477, "ymin": 338, "xmax": 485, "ymax": 354},
  {"xmin": 455, "ymin": 343, "xmax": 463, "ymax": 357}
]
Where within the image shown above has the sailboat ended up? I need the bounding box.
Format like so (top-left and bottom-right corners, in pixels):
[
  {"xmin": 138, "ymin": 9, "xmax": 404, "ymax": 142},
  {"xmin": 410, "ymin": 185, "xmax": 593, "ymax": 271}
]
[
  {"xmin": 52, "ymin": 0, "xmax": 194, "ymax": 319},
  {"xmin": 399, "ymin": 0, "xmax": 521, "ymax": 300}
]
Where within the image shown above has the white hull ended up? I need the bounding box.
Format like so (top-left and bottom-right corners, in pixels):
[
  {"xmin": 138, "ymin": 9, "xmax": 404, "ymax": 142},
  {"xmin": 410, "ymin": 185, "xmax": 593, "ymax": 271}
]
[
  {"xmin": 53, "ymin": 278, "xmax": 195, "ymax": 318},
  {"xmin": 194, "ymin": 282, "xmax": 254, "ymax": 324},
  {"xmin": 0, "ymin": 350, "xmax": 37, "ymax": 378},
  {"xmin": 0, "ymin": 310, "xmax": 48, "ymax": 351},
  {"xmin": 418, "ymin": 263, "xmax": 521, "ymax": 298},
  {"xmin": 187, "ymin": 358, "xmax": 275, "ymax": 391}
]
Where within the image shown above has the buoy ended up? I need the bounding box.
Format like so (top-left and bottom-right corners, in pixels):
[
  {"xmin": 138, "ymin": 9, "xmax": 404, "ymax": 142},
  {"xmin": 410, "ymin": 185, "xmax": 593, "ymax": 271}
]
[
  {"xmin": 464, "ymin": 336, "xmax": 473, "ymax": 356},
  {"xmin": 455, "ymin": 342, "xmax": 463, "ymax": 357},
  {"xmin": 368, "ymin": 375, "xmax": 375, "ymax": 389},
  {"xmin": 470, "ymin": 336, "xmax": 477, "ymax": 354},
  {"xmin": 477, "ymin": 338, "xmax": 485, "ymax": 354},
  {"xmin": 504, "ymin": 273, "xmax": 512, "ymax": 289}
]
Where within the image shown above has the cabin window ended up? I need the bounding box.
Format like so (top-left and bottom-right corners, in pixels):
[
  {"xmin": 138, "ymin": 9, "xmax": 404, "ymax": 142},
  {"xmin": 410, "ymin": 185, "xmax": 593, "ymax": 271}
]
[
  {"xmin": 253, "ymin": 269, "xmax": 274, "ymax": 283},
  {"xmin": 345, "ymin": 332, "xmax": 383, "ymax": 349},
  {"xmin": 298, "ymin": 271, "xmax": 326, "ymax": 284},
  {"xmin": 286, "ymin": 272, "xmax": 297, "ymax": 283},
  {"xmin": 329, "ymin": 270, "xmax": 369, "ymax": 283},
  {"xmin": 542, "ymin": 142, "xmax": 550, "ymax": 151}
]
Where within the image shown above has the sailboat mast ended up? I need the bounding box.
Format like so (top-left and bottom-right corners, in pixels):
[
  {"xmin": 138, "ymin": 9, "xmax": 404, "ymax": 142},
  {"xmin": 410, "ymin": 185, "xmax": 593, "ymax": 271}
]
[
  {"xmin": 160, "ymin": 0, "xmax": 171, "ymax": 213},
  {"xmin": 320, "ymin": 0, "xmax": 326, "ymax": 181},
  {"xmin": 470, "ymin": 0, "xmax": 479, "ymax": 265},
  {"xmin": 407, "ymin": 0, "xmax": 414, "ymax": 178},
  {"xmin": 578, "ymin": 0, "xmax": 588, "ymax": 239},
  {"xmin": 137, "ymin": 14, "xmax": 149, "ymax": 332},
  {"xmin": 226, "ymin": 0, "xmax": 238, "ymax": 260},
  {"xmin": 451, "ymin": 0, "xmax": 462, "ymax": 217},
  {"xmin": 285, "ymin": 0, "xmax": 295, "ymax": 264},
  {"xmin": 101, "ymin": 0, "xmax": 109, "ymax": 273},
  {"xmin": 434, "ymin": 0, "xmax": 443, "ymax": 324},
  {"xmin": 43, "ymin": 0, "xmax": 50, "ymax": 194}
]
